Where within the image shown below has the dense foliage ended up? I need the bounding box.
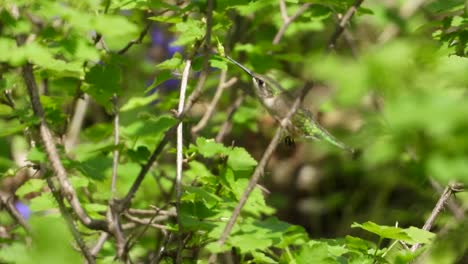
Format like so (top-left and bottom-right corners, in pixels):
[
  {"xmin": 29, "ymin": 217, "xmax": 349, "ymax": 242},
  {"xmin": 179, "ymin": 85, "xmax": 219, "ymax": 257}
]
[{"xmin": 0, "ymin": 0, "xmax": 467, "ymax": 263}]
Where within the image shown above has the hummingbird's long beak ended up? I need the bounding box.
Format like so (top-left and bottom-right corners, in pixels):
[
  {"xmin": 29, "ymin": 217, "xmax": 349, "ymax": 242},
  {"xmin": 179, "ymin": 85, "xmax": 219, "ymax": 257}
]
[{"xmin": 225, "ymin": 56, "xmax": 254, "ymax": 77}]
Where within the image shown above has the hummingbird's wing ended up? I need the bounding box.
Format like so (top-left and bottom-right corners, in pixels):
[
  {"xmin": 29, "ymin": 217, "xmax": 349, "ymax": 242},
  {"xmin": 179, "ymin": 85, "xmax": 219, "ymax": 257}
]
[{"xmin": 294, "ymin": 108, "xmax": 354, "ymax": 153}]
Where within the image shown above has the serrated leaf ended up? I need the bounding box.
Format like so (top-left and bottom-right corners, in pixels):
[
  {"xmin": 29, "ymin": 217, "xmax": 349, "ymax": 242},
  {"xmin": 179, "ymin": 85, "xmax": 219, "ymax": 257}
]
[
  {"xmin": 351, "ymin": 222, "xmax": 413, "ymax": 243},
  {"xmin": 196, "ymin": 137, "xmax": 228, "ymax": 158},
  {"xmin": 227, "ymin": 147, "xmax": 257, "ymax": 171}
]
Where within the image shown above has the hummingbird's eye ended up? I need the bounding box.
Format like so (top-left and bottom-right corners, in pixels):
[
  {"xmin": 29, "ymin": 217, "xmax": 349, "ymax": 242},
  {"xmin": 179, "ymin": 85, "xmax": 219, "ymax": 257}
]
[{"xmin": 256, "ymin": 78, "xmax": 265, "ymax": 87}]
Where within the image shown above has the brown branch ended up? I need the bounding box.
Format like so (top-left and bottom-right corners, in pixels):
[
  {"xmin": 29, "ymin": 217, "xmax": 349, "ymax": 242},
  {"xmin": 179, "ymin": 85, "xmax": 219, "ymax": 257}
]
[
  {"xmin": 46, "ymin": 178, "xmax": 95, "ymax": 263},
  {"xmin": 91, "ymin": 232, "xmax": 109, "ymax": 257},
  {"xmin": 64, "ymin": 94, "xmax": 89, "ymax": 151},
  {"xmin": 192, "ymin": 70, "xmax": 238, "ymax": 134},
  {"xmin": 430, "ymin": 178, "xmax": 465, "ymax": 220},
  {"xmin": 208, "ymin": 85, "xmax": 311, "ymax": 263},
  {"xmin": 0, "ymin": 191, "xmax": 31, "ymax": 233},
  {"xmin": 106, "ymin": 94, "xmax": 127, "ymax": 260},
  {"xmin": 411, "ymin": 183, "xmax": 465, "ymax": 252},
  {"xmin": 215, "ymin": 93, "xmax": 245, "ymax": 143},
  {"xmin": 21, "ymin": 63, "xmax": 108, "ymax": 231},
  {"xmin": 327, "ymin": 0, "xmax": 365, "ymax": 52},
  {"xmin": 118, "ymin": 22, "xmax": 152, "ymax": 55},
  {"xmin": 123, "ymin": 213, "xmax": 171, "ymax": 230},
  {"xmin": 273, "ymin": 2, "xmax": 312, "ymax": 45},
  {"xmin": 129, "ymin": 207, "xmax": 176, "ymax": 217}
]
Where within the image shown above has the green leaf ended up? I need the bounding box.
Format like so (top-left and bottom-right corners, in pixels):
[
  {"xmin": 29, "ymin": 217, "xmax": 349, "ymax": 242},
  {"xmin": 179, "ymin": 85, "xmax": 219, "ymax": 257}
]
[
  {"xmin": 184, "ymin": 186, "xmax": 222, "ymax": 208},
  {"xmin": 29, "ymin": 193, "xmax": 56, "ymax": 212},
  {"xmin": 351, "ymin": 221, "xmax": 434, "ymax": 245},
  {"xmin": 84, "ymin": 62, "xmax": 121, "ymax": 107},
  {"xmin": 196, "ymin": 137, "xmax": 229, "ymax": 158},
  {"xmin": 144, "ymin": 70, "xmax": 173, "ymax": 93},
  {"xmin": 210, "ymin": 57, "xmax": 228, "ymax": 70},
  {"xmin": 231, "ymin": 178, "xmax": 274, "ymax": 216},
  {"xmin": 405, "ymin": 227, "xmax": 436, "ymax": 244},
  {"xmin": 120, "ymin": 93, "xmax": 159, "ymax": 112},
  {"xmin": 227, "ymin": 147, "xmax": 257, "ymax": 171},
  {"xmin": 69, "ymin": 176, "xmax": 90, "ymax": 189},
  {"xmin": 15, "ymin": 179, "xmax": 45, "ymax": 198},
  {"xmin": 172, "ymin": 19, "xmax": 205, "ymax": 46},
  {"xmin": 28, "ymin": 147, "xmax": 48, "ymax": 163},
  {"xmin": 156, "ymin": 53, "xmax": 183, "ymax": 70}
]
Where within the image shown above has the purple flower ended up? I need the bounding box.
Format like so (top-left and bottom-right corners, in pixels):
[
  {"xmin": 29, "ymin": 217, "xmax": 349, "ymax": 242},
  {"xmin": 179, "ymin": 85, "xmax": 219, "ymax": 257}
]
[
  {"xmin": 167, "ymin": 38, "xmax": 183, "ymax": 56},
  {"xmin": 151, "ymin": 28, "xmax": 166, "ymax": 46},
  {"xmin": 15, "ymin": 201, "xmax": 31, "ymax": 220}
]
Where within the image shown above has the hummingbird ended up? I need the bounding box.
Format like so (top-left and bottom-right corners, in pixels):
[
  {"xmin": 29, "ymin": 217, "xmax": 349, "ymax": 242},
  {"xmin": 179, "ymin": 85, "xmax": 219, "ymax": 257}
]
[{"xmin": 225, "ymin": 55, "xmax": 354, "ymax": 153}]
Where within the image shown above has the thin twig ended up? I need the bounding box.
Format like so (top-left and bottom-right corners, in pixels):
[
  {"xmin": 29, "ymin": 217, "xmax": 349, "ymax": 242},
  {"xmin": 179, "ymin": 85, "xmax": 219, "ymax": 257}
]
[
  {"xmin": 129, "ymin": 207, "xmax": 176, "ymax": 217},
  {"xmin": 118, "ymin": 22, "xmax": 152, "ymax": 55},
  {"xmin": 279, "ymin": 0, "xmax": 289, "ymax": 22},
  {"xmin": 192, "ymin": 70, "xmax": 237, "ymax": 134},
  {"xmin": 327, "ymin": 0, "xmax": 365, "ymax": 52},
  {"xmin": 123, "ymin": 213, "xmax": 171, "ymax": 231},
  {"xmin": 65, "ymin": 94, "xmax": 89, "ymax": 151},
  {"xmin": 111, "ymin": 95, "xmax": 119, "ymax": 196},
  {"xmin": 151, "ymin": 232, "xmax": 172, "ymax": 264},
  {"xmin": 429, "ymin": 178, "xmax": 465, "ymax": 220},
  {"xmin": 175, "ymin": 59, "xmax": 192, "ymax": 264},
  {"xmin": 91, "ymin": 232, "xmax": 109, "ymax": 257},
  {"xmin": 410, "ymin": 183, "xmax": 465, "ymax": 252},
  {"xmin": 208, "ymin": 85, "xmax": 311, "ymax": 263},
  {"xmin": 215, "ymin": 93, "xmax": 245, "ymax": 143},
  {"xmin": 46, "ymin": 178, "xmax": 95, "ymax": 264},
  {"xmin": 273, "ymin": 2, "xmax": 312, "ymax": 45},
  {"xmin": 378, "ymin": 0, "xmax": 426, "ymax": 43},
  {"xmin": 107, "ymin": 94, "xmax": 127, "ymax": 260},
  {"xmin": 0, "ymin": 191, "xmax": 31, "ymax": 233},
  {"xmin": 21, "ymin": 63, "xmax": 108, "ymax": 231}
]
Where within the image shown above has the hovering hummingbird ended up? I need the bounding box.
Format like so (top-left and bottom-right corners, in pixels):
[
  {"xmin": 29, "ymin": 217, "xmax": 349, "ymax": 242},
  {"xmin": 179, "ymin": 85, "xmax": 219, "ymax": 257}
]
[{"xmin": 225, "ymin": 55, "xmax": 354, "ymax": 153}]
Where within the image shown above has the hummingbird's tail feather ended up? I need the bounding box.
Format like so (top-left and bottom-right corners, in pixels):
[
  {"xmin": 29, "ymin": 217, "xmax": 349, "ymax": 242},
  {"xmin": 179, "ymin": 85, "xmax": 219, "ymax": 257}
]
[{"xmin": 298, "ymin": 110, "xmax": 354, "ymax": 153}]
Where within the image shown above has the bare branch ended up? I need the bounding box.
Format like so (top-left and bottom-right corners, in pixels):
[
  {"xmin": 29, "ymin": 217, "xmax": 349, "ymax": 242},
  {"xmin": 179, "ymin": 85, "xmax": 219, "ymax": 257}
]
[
  {"xmin": 21, "ymin": 63, "xmax": 108, "ymax": 231},
  {"xmin": 124, "ymin": 213, "xmax": 171, "ymax": 230},
  {"xmin": 215, "ymin": 93, "xmax": 245, "ymax": 143},
  {"xmin": 273, "ymin": 3, "xmax": 311, "ymax": 45},
  {"xmin": 118, "ymin": 22, "xmax": 152, "ymax": 55},
  {"xmin": 129, "ymin": 207, "xmax": 176, "ymax": 217},
  {"xmin": 0, "ymin": 191, "xmax": 31, "ymax": 233},
  {"xmin": 46, "ymin": 178, "xmax": 95, "ymax": 263},
  {"xmin": 192, "ymin": 70, "xmax": 238, "ymax": 134},
  {"xmin": 279, "ymin": 0, "xmax": 289, "ymax": 22},
  {"xmin": 327, "ymin": 0, "xmax": 365, "ymax": 52},
  {"xmin": 175, "ymin": 59, "xmax": 192, "ymax": 264},
  {"xmin": 65, "ymin": 94, "xmax": 89, "ymax": 151},
  {"xmin": 208, "ymin": 85, "xmax": 311, "ymax": 263},
  {"xmin": 411, "ymin": 183, "xmax": 465, "ymax": 252},
  {"xmin": 106, "ymin": 94, "xmax": 127, "ymax": 260},
  {"xmin": 91, "ymin": 232, "xmax": 109, "ymax": 257},
  {"xmin": 429, "ymin": 178, "xmax": 465, "ymax": 220},
  {"xmin": 111, "ymin": 95, "xmax": 120, "ymax": 197}
]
